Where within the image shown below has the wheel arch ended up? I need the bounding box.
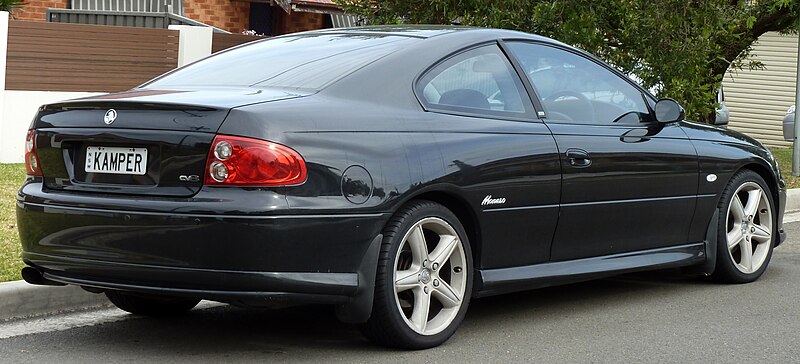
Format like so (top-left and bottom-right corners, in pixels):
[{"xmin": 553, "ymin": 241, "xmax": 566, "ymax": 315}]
[
  {"xmin": 708, "ymin": 163, "xmax": 779, "ymax": 282},
  {"xmin": 403, "ymin": 190, "xmax": 483, "ymax": 269},
  {"xmin": 735, "ymin": 161, "xmax": 780, "ymax": 208},
  {"xmin": 691, "ymin": 162, "xmax": 775, "ymax": 276}
]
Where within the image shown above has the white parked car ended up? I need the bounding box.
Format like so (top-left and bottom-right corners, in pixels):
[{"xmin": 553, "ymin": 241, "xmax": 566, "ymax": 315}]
[
  {"xmin": 784, "ymin": 105, "xmax": 795, "ymax": 141},
  {"xmin": 626, "ymin": 76, "xmax": 729, "ymax": 127},
  {"xmin": 716, "ymin": 88, "xmax": 729, "ymax": 127}
]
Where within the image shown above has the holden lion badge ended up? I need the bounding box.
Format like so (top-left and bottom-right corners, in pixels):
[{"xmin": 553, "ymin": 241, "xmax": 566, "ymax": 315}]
[{"xmin": 103, "ymin": 109, "xmax": 118, "ymax": 125}]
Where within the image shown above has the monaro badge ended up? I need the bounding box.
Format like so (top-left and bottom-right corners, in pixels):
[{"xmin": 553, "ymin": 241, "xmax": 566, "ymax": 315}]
[
  {"xmin": 481, "ymin": 195, "xmax": 506, "ymax": 206},
  {"xmin": 103, "ymin": 109, "xmax": 117, "ymax": 125}
]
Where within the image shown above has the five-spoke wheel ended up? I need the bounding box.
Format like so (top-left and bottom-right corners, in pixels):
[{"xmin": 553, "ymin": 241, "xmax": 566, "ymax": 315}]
[
  {"xmin": 362, "ymin": 200, "xmax": 473, "ymax": 349},
  {"xmin": 725, "ymin": 181, "xmax": 772, "ymax": 274},
  {"xmin": 714, "ymin": 170, "xmax": 775, "ymax": 283},
  {"xmin": 393, "ymin": 217, "xmax": 467, "ymax": 335}
]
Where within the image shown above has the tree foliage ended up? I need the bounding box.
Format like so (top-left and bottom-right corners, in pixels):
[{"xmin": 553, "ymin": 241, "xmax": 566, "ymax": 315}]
[
  {"xmin": 0, "ymin": 0, "xmax": 24, "ymax": 14},
  {"xmin": 336, "ymin": 0, "xmax": 799, "ymax": 122}
]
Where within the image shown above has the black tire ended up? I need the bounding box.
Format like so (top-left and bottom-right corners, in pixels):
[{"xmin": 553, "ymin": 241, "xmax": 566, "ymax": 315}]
[
  {"xmin": 105, "ymin": 291, "xmax": 200, "ymax": 316},
  {"xmin": 712, "ymin": 170, "xmax": 776, "ymax": 283},
  {"xmin": 361, "ymin": 200, "xmax": 473, "ymax": 350}
]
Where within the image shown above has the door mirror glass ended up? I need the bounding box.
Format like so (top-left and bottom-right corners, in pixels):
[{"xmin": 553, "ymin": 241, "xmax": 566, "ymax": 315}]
[{"xmin": 654, "ymin": 99, "xmax": 685, "ymax": 123}]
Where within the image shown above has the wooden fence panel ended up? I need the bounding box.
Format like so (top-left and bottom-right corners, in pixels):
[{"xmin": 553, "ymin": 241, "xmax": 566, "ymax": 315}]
[
  {"xmin": 211, "ymin": 33, "xmax": 263, "ymax": 54},
  {"xmin": 6, "ymin": 21, "xmax": 179, "ymax": 92}
]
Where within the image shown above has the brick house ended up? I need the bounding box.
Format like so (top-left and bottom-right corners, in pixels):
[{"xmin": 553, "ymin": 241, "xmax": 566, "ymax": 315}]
[{"xmin": 15, "ymin": 0, "xmax": 345, "ymax": 35}]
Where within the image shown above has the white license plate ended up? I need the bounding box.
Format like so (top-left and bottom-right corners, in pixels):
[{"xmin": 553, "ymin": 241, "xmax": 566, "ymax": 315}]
[{"xmin": 85, "ymin": 146, "xmax": 148, "ymax": 175}]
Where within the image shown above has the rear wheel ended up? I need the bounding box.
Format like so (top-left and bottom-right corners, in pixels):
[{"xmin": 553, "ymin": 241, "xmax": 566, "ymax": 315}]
[
  {"xmin": 713, "ymin": 170, "xmax": 775, "ymax": 283},
  {"xmin": 106, "ymin": 291, "xmax": 200, "ymax": 316},
  {"xmin": 362, "ymin": 200, "xmax": 473, "ymax": 349}
]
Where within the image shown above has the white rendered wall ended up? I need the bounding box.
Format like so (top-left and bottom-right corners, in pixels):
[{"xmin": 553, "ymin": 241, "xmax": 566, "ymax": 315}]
[
  {"xmin": 0, "ymin": 11, "xmax": 8, "ymax": 163},
  {"xmin": 168, "ymin": 25, "xmax": 213, "ymax": 66},
  {"xmin": 1, "ymin": 91, "xmax": 103, "ymax": 163}
]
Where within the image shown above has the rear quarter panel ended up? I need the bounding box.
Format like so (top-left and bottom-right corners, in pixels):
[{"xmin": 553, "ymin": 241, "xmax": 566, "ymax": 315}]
[{"xmin": 221, "ymin": 94, "xmax": 562, "ymax": 269}]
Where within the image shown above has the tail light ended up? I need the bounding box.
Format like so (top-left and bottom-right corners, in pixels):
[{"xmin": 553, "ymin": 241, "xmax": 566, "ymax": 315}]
[
  {"xmin": 204, "ymin": 135, "xmax": 307, "ymax": 186},
  {"xmin": 25, "ymin": 129, "xmax": 42, "ymax": 177}
]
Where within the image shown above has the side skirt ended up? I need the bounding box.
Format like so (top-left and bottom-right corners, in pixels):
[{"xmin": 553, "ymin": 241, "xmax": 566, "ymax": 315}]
[{"xmin": 474, "ymin": 242, "xmax": 706, "ymax": 298}]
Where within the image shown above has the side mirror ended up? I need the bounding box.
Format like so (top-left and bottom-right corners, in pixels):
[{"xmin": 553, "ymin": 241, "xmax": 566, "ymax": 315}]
[
  {"xmin": 654, "ymin": 98, "xmax": 685, "ymax": 123},
  {"xmin": 714, "ymin": 103, "xmax": 729, "ymax": 127}
]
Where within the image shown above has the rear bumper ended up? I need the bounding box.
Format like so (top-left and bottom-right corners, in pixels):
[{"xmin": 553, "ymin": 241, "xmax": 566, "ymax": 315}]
[
  {"xmin": 17, "ymin": 182, "xmax": 388, "ymax": 319},
  {"xmin": 24, "ymin": 253, "xmax": 358, "ymax": 305}
]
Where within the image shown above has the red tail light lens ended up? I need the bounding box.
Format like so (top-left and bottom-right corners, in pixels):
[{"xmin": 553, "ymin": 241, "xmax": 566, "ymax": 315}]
[
  {"xmin": 204, "ymin": 135, "xmax": 307, "ymax": 186},
  {"xmin": 25, "ymin": 129, "xmax": 42, "ymax": 177}
]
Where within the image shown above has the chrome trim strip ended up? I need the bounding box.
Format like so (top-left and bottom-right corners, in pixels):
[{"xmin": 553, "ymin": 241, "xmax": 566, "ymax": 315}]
[
  {"xmin": 483, "ymin": 194, "xmax": 716, "ymax": 212},
  {"xmin": 561, "ymin": 194, "xmax": 714, "ymax": 207},
  {"xmin": 483, "ymin": 204, "xmax": 558, "ymax": 212}
]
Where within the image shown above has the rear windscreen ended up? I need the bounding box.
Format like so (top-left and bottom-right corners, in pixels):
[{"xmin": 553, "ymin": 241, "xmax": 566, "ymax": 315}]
[{"xmin": 143, "ymin": 34, "xmax": 412, "ymax": 92}]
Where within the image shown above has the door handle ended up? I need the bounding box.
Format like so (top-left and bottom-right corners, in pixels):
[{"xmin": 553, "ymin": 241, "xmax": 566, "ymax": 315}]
[{"xmin": 566, "ymin": 148, "xmax": 592, "ymax": 168}]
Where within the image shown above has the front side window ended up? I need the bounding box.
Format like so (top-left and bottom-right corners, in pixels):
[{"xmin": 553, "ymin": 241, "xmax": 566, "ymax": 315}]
[
  {"xmin": 506, "ymin": 42, "xmax": 650, "ymax": 125},
  {"xmin": 418, "ymin": 44, "xmax": 532, "ymax": 118}
]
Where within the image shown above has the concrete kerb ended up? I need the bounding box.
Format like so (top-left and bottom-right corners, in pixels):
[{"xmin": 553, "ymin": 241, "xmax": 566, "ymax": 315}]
[
  {"xmin": 3, "ymin": 187, "xmax": 800, "ymax": 323},
  {"xmin": 786, "ymin": 188, "xmax": 800, "ymax": 214},
  {"xmin": 0, "ymin": 280, "xmax": 111, "ymax": 322}
]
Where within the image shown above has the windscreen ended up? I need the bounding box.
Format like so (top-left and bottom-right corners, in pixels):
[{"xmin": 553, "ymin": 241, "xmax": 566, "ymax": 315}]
[{"xmin": 143, "ymin": 34, "xmax": 412, "ymax": 91}]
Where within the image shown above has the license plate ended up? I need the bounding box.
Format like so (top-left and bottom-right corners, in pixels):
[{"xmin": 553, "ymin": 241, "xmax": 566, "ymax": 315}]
[{"xmin": 85, "ymin": 146, "xmax": 148, "ymax": 175}]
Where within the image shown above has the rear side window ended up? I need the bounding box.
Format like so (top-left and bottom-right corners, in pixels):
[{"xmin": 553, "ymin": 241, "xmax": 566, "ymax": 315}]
[
  {"xmin": 418, "ymin": 44, "xmax": 532, "ymax": 118},
  {"xmin": 144, "ymin": 34, "xmax": 412, "ymax": 91}
]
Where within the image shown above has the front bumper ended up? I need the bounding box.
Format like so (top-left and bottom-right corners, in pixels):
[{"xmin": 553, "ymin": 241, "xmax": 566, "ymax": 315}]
[
  {"xmin": 17, "ymin": 182, "xmax": 387, "ymax": 317},
  {"xmin": 777, "ymin": 187, "xmax": 787, "ymax": 247}
]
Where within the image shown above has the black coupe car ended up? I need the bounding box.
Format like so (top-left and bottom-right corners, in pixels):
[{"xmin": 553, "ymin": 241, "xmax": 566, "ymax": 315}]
[{"xmin": 17, "ymin": 26, "xmax": 786, "ymax": 349}]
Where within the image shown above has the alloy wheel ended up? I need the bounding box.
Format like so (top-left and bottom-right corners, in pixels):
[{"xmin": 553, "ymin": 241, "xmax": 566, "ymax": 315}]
[
  {"xmin": 725, "ymin": 182, "xmax": 772, "ymax": 274},
  {"xmin": 393, "ymin": 217, "xmax": 467, "ymax": 336}
]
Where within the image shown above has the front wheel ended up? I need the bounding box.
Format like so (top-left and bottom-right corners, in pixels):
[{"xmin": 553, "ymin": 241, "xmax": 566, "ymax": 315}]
[
  {"xmin": 362, "ymin": 200, "xmax": 473, "ymax": 349},
  {"xmin": 713, "ymin": 170, "xmax": 776, "ymax": 283}
]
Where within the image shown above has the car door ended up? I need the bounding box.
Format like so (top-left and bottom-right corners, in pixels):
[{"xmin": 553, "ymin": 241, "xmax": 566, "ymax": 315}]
[
  {"xmin": 415, "ymin": 43, "xmax": 562, "ymax": 269},
  {"xmin": 504, "ymin": 41, "xmax": 699, "ymax": 261}
]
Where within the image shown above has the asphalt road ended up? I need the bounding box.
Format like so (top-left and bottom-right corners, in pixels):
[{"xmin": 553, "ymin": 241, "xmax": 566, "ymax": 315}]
[{"xmin": 2, "ymin": 221, "xmax": 800, "ymax": 363}]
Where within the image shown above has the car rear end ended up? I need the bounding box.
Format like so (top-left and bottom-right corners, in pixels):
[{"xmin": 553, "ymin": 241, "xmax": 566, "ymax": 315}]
[
  {"xmin": 15, "ymin": 32, "xmax": 415, "ymax": 317},
  {"xmin": 17, "ymin": 90, "xmax": 378, "ymax": 305}
]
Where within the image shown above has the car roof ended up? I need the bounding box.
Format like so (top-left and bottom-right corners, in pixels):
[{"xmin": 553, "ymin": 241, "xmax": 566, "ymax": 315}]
[
  {"xmin": 309, "ymin": 25, "xmax": 475, "ymax": 38},
  {"xmin": 307, "ymin": 25, "xmax": 561, "ymax": 44}
]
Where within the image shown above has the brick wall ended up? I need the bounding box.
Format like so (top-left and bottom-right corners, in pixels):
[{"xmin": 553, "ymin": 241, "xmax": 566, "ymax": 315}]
[
  {"xmin": 276, "ymin": 11, "xmax": 325, "ymax": 35},
  {"xmin": 14, "ymin": 0, "xmax": 69, "ymax": 22},
  {"xmin": 183, "ymin": 0, "xmax": 250, "ymax": 33},
  {"xmin": 11, "ymin": 0, "xmax": 325, "ymax": 35}
]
